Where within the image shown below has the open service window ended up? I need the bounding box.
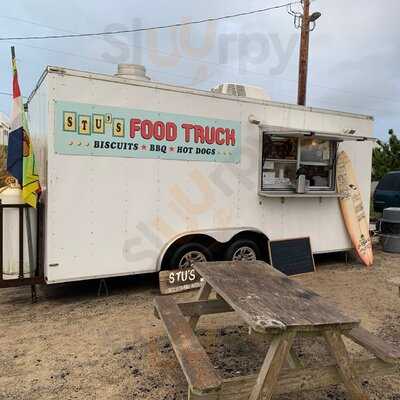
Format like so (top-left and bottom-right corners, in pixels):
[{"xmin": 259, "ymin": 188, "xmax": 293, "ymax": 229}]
[{"xmin": 261, "ymin": 132, "xmax": 338, "ymax": 193}]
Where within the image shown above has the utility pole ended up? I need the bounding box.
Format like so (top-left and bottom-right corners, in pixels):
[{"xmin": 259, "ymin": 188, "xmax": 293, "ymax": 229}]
[
  {"xmin": 297, "ymin": 0, "xmax": 310, "ymax": 106},
  {"xmin": 288, "ymin": 1, "xmax": 321, "ymax": 106}
]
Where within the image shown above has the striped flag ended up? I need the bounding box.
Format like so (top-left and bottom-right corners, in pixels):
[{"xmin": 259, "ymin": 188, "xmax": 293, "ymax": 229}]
[{"xmin": 6, "ymin": 47, "xmax": 41, "ymax": 207}]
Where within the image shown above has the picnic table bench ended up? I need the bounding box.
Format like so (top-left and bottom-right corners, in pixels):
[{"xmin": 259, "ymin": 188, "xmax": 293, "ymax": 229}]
[{"xmin": 154, "ymin": 261, "xmax": 400, "ymax": 399}]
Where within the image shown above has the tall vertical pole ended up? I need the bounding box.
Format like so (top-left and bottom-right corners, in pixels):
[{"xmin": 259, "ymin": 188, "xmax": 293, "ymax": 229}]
[{"xmin": 297, "ymin": 0, "xmax": 310, "ymax": 106}]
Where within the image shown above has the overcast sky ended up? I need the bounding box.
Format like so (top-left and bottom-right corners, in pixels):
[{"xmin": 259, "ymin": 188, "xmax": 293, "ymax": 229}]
[{"xmin": 1, "ymin": 0, "xmax": 399, "ymax": 140}]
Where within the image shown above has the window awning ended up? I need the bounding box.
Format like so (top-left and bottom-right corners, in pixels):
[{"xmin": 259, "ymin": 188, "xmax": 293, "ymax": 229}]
[{"xmin": 260, "ymin": 125, "xmax": 375, "ymax": 142}]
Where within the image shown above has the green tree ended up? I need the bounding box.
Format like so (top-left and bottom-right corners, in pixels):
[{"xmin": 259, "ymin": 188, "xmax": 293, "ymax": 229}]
[{"xmin": 372, "ymin": 129, "xmax": 400, "ymax": 181}]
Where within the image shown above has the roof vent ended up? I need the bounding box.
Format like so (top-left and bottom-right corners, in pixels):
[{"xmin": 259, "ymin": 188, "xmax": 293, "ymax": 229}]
[
  {"xmin": 115, "ymin": 64, "xmax": 151, "ymax": 81},
  {"xmin": 211, "ymin": 83, "xmax": 270, "ymax": 101}
]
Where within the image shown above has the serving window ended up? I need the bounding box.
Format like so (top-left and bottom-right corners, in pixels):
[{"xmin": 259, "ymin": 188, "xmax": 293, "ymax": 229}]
[{"xmin": 261, "ymin": 133, "xmax": 337, "ymax": 193}]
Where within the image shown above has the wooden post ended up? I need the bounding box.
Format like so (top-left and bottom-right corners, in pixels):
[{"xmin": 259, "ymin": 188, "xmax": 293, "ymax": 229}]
[
  {"xmin": 324, "ymin": 330, "xmax": 369, "ymax": 400},
  {"xmin": 297, "ymin": 0, "xmax": 310, "ymax": 106},
  {"xmin": 249, "ymin": 331, "xmax": 296, "ymax": 400},
  {"xmin": 189, "ymin": 281, "xmax": 213, "ymax": 329}
]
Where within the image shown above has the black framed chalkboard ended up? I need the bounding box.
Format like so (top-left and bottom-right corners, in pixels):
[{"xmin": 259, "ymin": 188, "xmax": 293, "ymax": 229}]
[{"xmin": 268, "ymin": 237, "xmax": 315, "ymax": 276}]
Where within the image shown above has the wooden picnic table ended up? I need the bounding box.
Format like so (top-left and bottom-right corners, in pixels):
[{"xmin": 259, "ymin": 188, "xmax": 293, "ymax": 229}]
[{"xmin": 154, "ymin": 261, "xmax": 400, "ymax": 400}]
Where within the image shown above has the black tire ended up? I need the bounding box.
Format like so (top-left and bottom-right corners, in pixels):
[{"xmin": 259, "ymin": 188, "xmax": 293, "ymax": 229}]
[
  {"xmin": 224, "ymin": 239, "xmax": 262, "ymax": 261},
  {"xmin": 169, "ymin": 242, "xmax": 213, "ymax": 270}
]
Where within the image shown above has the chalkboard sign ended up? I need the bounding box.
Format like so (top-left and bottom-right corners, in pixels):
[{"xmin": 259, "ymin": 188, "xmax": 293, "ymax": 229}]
[{"xmin": 268, "ymin": 237, "xmax": 315, "ymax": 276}]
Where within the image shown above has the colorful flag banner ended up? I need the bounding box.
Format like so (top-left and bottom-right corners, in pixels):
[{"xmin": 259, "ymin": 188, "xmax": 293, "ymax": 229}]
[{"xmin": 6, "ymin": 46, "xmax": 41, "ymax": 207}]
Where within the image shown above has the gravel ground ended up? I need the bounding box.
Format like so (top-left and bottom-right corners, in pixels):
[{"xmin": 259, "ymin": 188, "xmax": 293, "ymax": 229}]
[{"xmin": 0, "ymin": 243, "xmax": 399, "ymax": 400}]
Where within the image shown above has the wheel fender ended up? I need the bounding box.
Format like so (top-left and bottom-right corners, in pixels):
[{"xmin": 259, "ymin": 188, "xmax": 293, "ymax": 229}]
[{"xmin": 156, "ymin": 227, "xmax": 266, "ymax": 271}]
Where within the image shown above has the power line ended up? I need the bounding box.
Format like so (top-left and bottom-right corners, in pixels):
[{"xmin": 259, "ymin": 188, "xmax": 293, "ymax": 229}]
[
  {"xmin": 0, "ymin": 15, "xmax": 73, "ymax": 34},
  {"xmin": 0, "ymin": 1, "xmax": 300, "ymax": 41},
  {"xmin": 0, "ymin": 91, "xmax": 27, "ymax": 99}
]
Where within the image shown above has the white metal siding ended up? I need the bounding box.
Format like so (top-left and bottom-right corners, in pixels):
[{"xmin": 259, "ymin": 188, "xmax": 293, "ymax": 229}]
[{"xmin": 28, "ymin": 69, "xmax": 373, "ymax": 283}]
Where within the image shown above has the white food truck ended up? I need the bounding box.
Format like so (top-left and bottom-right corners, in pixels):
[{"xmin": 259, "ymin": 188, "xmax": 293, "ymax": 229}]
[{"xmin": 9, "ymin": 64, "xmax": 373, "ymax": 284}]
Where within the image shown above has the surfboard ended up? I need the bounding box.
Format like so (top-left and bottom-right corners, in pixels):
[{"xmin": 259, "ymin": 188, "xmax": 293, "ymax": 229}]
[{"xmin": 336, "ymin": 151, "xmax": 373, "ymax": 266}]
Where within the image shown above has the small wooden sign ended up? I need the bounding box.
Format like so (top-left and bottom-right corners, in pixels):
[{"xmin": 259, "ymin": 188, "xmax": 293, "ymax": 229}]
[
  {"xmin": 159, "ymin": 268, "xmax": 204, "ymax": 295},
  {"xmin": 268, "ymin": 237, "xmax": 315, "ymax": 276}
]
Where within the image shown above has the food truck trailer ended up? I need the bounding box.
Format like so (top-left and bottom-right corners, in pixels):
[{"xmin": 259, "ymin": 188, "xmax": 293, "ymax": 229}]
[{"xmin": 1, "ymin": 64, "xmax": 374, "ymax": 285}]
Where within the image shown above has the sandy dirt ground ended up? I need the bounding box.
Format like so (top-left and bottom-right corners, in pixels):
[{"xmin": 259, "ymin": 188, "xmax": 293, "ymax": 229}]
[{"xmin": 1, "ymin": 243, "xmax": 400, "ymax": 400}]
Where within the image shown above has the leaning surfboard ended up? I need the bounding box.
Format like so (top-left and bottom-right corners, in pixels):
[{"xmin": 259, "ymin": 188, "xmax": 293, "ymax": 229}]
[{"xmin": 336, "ymin": 151, "xmax": 373, "ymax": 266}]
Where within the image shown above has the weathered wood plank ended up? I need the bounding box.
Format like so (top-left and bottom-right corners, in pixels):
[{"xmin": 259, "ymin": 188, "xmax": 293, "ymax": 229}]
[
  {"xmin": 218, "ymin": 358, "xmax": 397, "ymax": 399},
  {"xmin": 250, "ymin": 326, "xmax": 327, "ymax": 338},
  {"xmin": 189, "ymin": 282, "xmax": 213, "ymax": 329},
  {"xmin": 154, "ymin": 296, "xmax": 222, "ymax": 394},
  {"xmin": 345, "ymin": 327, "xmax": 400, "ymax": 364},
  {"xmin": 159, "ymin": 267, "xmax": 202, "ymax": 294},
  {"xmin": 154, "ymin": 299, "xmax": 234, "ymax": 321},
  {"xmin": 324, "ymin": 330, "xmax": 368, "ymax": 400},
  {"xmin": 249, "ymin": 331, "xmax": 296, "ymax": 400},
  {"xmin": 178, "ymin": 299, "xmax": 234, "ymax": 317},
  {"xmin": 193, "ymin": 261, "xmax": 359, "ymax": 333}
]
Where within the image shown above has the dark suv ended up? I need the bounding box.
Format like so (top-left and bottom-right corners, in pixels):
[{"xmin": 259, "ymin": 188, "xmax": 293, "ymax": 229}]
[{"xmin": 373, "ymin": 171, "xmax": 400, "ymax": 212}]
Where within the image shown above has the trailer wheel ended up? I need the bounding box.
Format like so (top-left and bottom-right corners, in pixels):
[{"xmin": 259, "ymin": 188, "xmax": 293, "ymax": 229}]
[
  {"xmin": 224, "ymin": 239, "xmax": 261, "ymax": 261},
  {"xmin": 169, "ymin": 243, "xmax": 213, "ymax": 270}
]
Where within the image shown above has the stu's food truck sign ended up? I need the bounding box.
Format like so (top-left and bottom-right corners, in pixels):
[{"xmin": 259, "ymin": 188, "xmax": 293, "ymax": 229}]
[{"xmin": 55, "ymin": 101, "xmax": 241, "ymax": 163}]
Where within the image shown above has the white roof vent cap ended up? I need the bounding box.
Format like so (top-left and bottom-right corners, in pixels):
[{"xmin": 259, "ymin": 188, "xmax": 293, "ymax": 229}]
[
  {"xmin": 211, "ymin": 83, "xmax": 270, "ymax": 101},
  {"xmin": 115, "ymin": 64, "xmax": 151, "ymax": 81}
]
